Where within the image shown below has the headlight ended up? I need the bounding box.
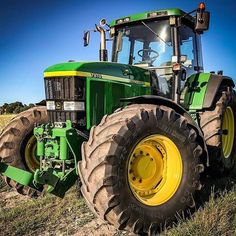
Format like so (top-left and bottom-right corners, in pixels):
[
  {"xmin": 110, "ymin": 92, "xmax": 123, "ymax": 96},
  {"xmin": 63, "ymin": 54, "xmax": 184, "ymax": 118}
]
[
  {"xmin": 46, "ymin": 101, "xmax": 55, "ymax": 110},
  {"xmin": 64, "ymin": 101, "xmax": 85, "ymax": 111}
]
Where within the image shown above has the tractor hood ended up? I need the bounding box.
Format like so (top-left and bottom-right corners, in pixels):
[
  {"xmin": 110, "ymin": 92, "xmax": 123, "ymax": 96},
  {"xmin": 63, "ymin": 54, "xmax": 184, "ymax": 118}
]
[{"xmin": 44, "ymin": 61, "xmax": 150, "ymax": 84}]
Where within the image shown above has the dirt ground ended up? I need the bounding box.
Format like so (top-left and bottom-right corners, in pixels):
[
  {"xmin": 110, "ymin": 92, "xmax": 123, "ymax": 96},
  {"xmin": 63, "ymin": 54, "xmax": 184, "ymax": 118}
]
[{"xmin": 0, "ymin": 186, "xmax": 130, "ymax": 236}]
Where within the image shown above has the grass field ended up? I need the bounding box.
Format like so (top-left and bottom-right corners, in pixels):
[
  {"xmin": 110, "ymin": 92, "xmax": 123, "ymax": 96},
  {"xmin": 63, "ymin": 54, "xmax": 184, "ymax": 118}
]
[
  {"xmin": 1, "ymin": 180, "xmax": 236, "ymax": 236},
  {"xmin": 1, "ymin": 115, "xmax": 236, "ymax": 235},
  {"xmin": 0, "ymin": 114, "xmax": 15, "ymax": 132}
]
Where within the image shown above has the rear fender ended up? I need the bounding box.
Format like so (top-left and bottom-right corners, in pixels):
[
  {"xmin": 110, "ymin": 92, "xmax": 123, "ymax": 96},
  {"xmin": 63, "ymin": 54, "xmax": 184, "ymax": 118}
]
[{"xmin": 183, "ymin": 73, "xmax": 235, "ymax": 110}]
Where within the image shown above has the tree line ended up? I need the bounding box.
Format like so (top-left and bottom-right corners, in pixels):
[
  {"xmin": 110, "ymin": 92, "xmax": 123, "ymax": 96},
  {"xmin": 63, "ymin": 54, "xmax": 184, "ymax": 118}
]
[{"xmin": 0, "ymin": 102, "xmax": 35, "ymax": 114}]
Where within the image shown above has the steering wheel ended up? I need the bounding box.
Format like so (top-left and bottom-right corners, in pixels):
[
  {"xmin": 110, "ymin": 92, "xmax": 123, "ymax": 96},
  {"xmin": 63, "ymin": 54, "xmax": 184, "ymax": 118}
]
[{"xmin": 137, "ymin": 48, "xmax": 159, "ymax": 63}]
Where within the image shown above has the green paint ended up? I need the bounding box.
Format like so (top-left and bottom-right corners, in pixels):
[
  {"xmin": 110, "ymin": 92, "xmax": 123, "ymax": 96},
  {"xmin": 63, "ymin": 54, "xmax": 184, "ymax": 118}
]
[
  {"xmin": 37, "ymin": 140, "xmax": 44, "ymax": 157},
  {"xmin": 33, "ymin": 120, "xmax": 85, "ymax": 196},
  {"xmin": 44, "ymin": 62, "xmax": 150, "ymax": 83},
  {"xmin": 60, "ymin": 137, "xmax": 68, "ymax": 160},
  {"xmin": 110, "ymin": 8, "xmax": 185, "ymax": 27},
  {"xmin": 86, "ymin": 79, "xmax": 91, "ymax": 130},
  {"xmin": 45, "ymin": 140, "xmax": 60, "ymax": 158},
  {"xmin": 183, "ymin": 73, "xmax": 211, "ymax": 110},
  {"xmin": 87, "ymin": 77, "xmax": 151, "ymax": 129},
  {"xmin": 0, "ymin": 162, "xmax": 34, "ymax": 187}
]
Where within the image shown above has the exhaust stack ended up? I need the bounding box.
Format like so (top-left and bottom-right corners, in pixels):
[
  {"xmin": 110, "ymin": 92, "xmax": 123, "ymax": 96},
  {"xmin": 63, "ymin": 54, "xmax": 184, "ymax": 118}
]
[{"xmin": 95, "ymin": 19, "xmax": 108, "ymax": 61}]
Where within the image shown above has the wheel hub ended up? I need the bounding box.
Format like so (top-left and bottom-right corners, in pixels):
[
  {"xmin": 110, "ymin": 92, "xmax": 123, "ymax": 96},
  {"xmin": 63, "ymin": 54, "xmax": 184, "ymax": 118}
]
[
  {"xmin": 129, "ymin": 143, "xmax": 164, "ymax": 193},
  {"xmin": 128, "ymin": 135, "xmax": 182, "ymax": 206}
]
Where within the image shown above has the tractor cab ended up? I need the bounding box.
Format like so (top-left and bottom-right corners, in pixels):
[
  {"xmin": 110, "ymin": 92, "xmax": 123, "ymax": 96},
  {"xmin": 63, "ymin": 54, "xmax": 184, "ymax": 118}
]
[
  {"xmin": 85, "ymin": 4, "xmax": 210, "ymax": 102},
  {"xmin": 110, "ymin": 7, "xmax": 209, "ymax": 100},
  {"xmin": 111, "ymin": 15, "xmax": 203, "ymax": 98}
]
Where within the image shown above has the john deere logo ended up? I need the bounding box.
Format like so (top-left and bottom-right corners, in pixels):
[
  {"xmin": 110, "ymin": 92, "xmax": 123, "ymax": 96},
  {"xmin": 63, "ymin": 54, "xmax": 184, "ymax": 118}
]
[{"xmin": 55, "ymin": 101, "xmax": 62, "ymax": 110}]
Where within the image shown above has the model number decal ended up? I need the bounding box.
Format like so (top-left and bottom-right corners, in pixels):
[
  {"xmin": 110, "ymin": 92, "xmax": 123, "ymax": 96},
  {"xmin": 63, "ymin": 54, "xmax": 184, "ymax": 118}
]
[{"xmin": 91, "ymin": 73, "xmax": 102, "ymax": 79}]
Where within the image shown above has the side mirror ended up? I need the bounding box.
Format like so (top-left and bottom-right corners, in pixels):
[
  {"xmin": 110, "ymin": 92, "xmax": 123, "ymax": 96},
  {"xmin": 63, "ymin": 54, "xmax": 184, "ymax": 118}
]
[
  {"xmin": 83, "ymin": 31, "xmax": 90, "ymax": 47},
  {"xmin": 195, "ymin": 3, "xmax": 210, "ymax": 32},
  {"xmin": 100, "ymin": 18, "xmax": 107, "ymax": 27}
]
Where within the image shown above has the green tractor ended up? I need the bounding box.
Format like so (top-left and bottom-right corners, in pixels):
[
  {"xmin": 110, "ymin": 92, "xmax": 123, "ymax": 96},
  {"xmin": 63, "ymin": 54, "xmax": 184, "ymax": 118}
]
[{"xmin": 0, "ymin": 2, "xmax": 236, "ymax": 234}]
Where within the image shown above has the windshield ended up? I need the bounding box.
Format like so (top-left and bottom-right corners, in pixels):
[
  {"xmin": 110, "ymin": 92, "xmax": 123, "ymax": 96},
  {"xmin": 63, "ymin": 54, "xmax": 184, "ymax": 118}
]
[{"xmin": 112, "ymin": 20, "xmax": 173, "ymax": 68}]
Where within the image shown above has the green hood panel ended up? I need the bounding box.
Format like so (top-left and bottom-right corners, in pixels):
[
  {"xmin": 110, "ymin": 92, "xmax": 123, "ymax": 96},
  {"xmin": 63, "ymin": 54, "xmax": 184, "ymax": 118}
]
[{"xmin": 44, "ymin": 62, "xmax": 150, "ymax": 82}]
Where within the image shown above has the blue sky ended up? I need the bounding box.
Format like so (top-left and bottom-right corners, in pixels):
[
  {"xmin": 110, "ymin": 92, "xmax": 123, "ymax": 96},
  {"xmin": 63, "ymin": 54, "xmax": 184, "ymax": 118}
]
[{"xmin": 0, "ymin": 0, "xmax": 235, "ymax": 105}]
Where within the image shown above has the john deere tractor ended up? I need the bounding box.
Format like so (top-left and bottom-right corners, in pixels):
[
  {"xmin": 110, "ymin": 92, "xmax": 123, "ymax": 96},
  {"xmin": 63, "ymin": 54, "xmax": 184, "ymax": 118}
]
[{"xmin": 0, "ymin": 3, "xmax": 235, "ymax": 234}]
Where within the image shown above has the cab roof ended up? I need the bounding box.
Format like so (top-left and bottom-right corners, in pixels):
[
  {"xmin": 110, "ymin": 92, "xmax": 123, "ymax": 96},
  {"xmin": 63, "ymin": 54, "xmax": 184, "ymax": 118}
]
[{"xmin": 110, "ymin": 8, "xmax": 187, "ymax": 27}]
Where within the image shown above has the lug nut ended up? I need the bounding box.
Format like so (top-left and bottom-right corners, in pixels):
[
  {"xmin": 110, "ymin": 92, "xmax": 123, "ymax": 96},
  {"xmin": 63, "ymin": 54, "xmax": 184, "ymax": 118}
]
[{"xmin": 222, "ymin": 129, "xmax": 228, "ymax": 135}]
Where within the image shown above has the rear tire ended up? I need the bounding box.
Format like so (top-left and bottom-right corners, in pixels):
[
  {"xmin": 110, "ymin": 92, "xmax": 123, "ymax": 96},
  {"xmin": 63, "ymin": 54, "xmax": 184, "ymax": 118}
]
[
  {"xmin": 0, "ymin": 106, "xmax": 48, "ymax": 197},
  {"xmin": 200, "ymin": 87, "xmax": 236, "ymax": 174},
  {"xmin": 79, "ymin": 104, "xmax": 204, "ymax": 234}
]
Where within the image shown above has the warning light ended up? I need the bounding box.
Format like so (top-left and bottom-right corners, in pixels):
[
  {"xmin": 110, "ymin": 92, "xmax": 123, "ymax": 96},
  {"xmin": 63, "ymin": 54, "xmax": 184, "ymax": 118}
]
[
  {"xmin": 199, "ymin": 2, "xmax": 206, "ymax": 11},
  {"xmin": 173, "ymin": 63, "xmax": 181, "ymax": 72}
]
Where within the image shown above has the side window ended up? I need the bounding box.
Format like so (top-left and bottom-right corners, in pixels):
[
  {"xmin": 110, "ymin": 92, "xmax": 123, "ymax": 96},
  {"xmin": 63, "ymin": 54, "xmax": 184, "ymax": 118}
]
[
  {"xmin": 179, "ymin": 24, "xmax": 198, "ymax": 77},
  {"xmin": 117, "ymin": 36, "xmax": 131, "ymax": 64},
  {"xmin": 181, "ymin": 37, "xmax": 194, "ymax": 65}
]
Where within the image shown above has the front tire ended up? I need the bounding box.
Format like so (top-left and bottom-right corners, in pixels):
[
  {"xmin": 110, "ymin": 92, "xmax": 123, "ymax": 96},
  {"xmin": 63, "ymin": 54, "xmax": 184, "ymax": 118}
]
[
  {"xmin": 0, "ymin": 106, "xmax": 48, "ymax": 197},
  {"xmin": 79, "ymin": 104, "xmax": 204, "ymax": 234}
]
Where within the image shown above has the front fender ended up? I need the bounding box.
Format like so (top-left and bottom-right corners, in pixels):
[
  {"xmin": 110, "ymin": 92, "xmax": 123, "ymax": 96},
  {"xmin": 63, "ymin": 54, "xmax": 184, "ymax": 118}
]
[{"xmin": 121, "ymin": 95, "xmax": 187, "ymax": 116}]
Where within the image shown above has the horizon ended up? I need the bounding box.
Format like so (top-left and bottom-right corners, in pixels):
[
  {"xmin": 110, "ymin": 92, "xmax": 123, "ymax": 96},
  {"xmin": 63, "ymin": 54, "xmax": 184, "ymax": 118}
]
[{"xmin": 0, "ymin": 0, "xmax": 235, "ymax": 105}]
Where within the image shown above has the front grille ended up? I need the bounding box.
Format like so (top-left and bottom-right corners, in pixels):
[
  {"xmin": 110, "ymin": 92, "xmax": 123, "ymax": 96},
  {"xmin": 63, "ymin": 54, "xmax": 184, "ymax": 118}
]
[
  {"xmin": 45, "ymin": 76, "xmax": 85, "ymax": 100},
  {"xmin": 44, "ymin": 76, "xmax": 86, "ymax": 129}
]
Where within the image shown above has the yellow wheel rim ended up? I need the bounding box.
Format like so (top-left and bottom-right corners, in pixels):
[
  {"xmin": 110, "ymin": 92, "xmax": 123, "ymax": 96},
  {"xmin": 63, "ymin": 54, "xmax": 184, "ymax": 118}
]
[
  {"xmin": 128, "ymin": 135, "xmax": 183, "ymax": 206},
  {"xmin": 25, "ymin": 136, "xmax": 39, "ymax": 172},
  {"xmin": 222, "ymin": 106, "xmax": 235, "ymax": 158}
]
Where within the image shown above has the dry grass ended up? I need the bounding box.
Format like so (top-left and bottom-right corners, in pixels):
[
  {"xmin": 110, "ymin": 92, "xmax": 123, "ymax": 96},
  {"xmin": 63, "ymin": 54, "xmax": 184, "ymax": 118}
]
[
  {"xmin": 1, "ymin": 179, "xmax": 236, "ymax": 236},
  {"xmin": 165, "ymin": 188, "xmax": 236, "ymax": 236},
  {"xmin": 0, "ymin": 187, "xmax": 95, "ymax": 236},
  {"xmin": 0, "ymin": 114, "xmax": 15, "ymax": 132}
]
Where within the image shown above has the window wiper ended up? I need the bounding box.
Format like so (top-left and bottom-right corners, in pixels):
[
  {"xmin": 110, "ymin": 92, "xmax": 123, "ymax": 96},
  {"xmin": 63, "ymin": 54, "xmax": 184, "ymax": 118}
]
[{"xmin": 141, "ymin": 21, "xmax": 171, "ymax": 47}]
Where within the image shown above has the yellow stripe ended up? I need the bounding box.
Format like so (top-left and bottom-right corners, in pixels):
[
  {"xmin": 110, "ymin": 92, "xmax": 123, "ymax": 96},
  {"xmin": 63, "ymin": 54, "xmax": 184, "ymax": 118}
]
[
  {"xmin": 44, "ymin": 71, "xmax": 89, "ymax": 77},
  {"xmin": 44, "ymin": 71, "xmax": 150, "ymax": 87}
]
